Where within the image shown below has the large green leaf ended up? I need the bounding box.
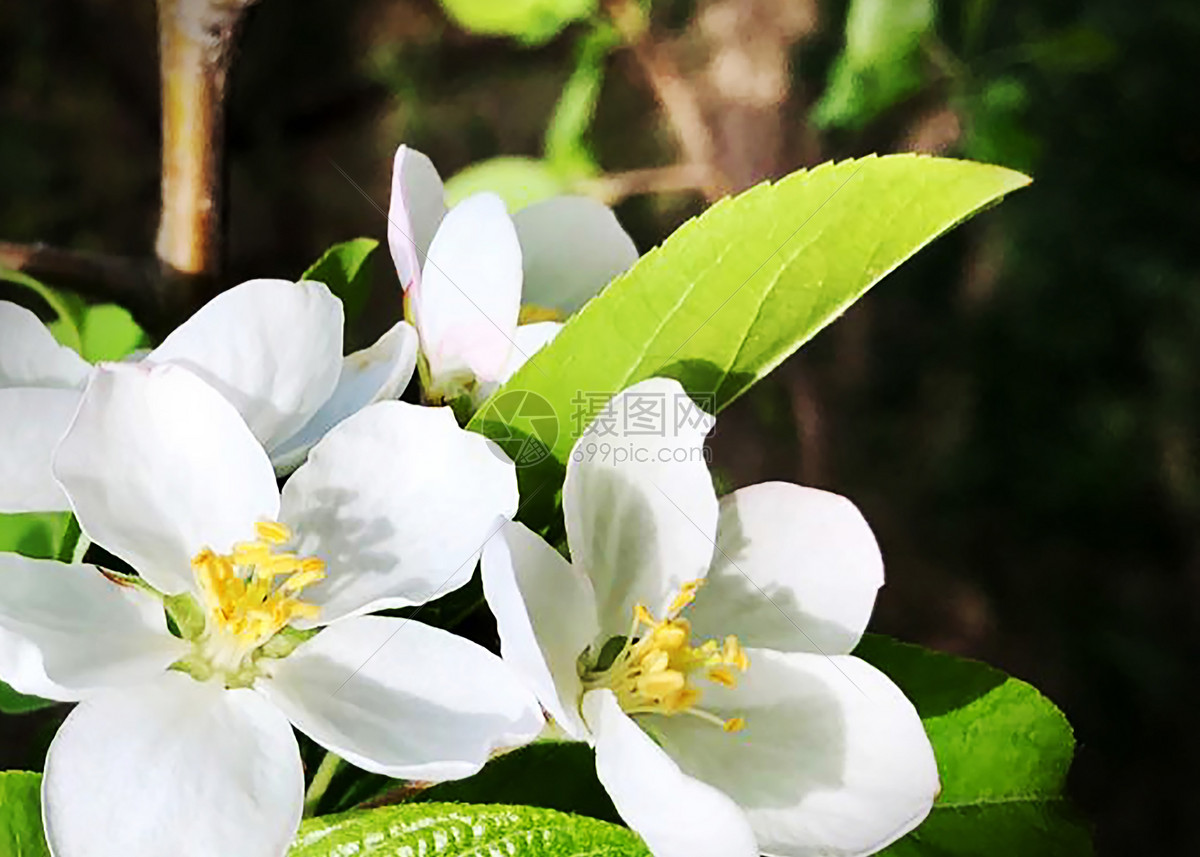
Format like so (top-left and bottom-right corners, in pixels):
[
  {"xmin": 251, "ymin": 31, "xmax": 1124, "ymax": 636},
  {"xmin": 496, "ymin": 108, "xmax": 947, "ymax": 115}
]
[
  {"xmin": 437, "ymin": 0, "xmax": 596, "ymax": 45},
  {"xmin": 290, "ymin": 802, "xmax": 648, "ymax": 856},
  {"xmin": 814, "ymin": 0, "xmax": 935, "ymax": 130},
  {"xmin": 0, "ymin": 772, "xmax": 50, "ymax": 857},
  {"xmin": 301, "ymin": 238, "xmax": 379, "ymax": 322},
  {"xmin": 470, "ymin": 155, "xmax": 1028, "ymax": 528},
  {"xmin": 0, "ymin": 268, "xmax": 83, "ymax": 353},
  {"xmin": 856, "ymin": 635, "xmax": 1092, "ymax": 856}
]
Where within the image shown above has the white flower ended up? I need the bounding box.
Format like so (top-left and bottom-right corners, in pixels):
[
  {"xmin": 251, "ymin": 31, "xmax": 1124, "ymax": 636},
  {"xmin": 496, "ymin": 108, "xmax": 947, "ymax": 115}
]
[
  {"xmin": 387, "ymin": 144, "xmax": 638, "ymax": 405},
  {"xmin": 481, "ymin": 378, "xmax": 939, "ymax": 857},
  {"xmin": 0, "ymin": 278, "xmax": 418, "ymax": 512},
  {"xmin": 0, "ymin": 362, "xmax": 543, "ymax": 857}
]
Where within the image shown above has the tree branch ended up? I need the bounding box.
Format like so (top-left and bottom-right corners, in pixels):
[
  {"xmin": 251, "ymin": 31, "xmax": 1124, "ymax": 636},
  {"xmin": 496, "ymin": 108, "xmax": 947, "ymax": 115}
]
[
  {"xmin": 154, "ymin": 0, "xmax": 257, "ymax": 319},
  {"xmin": 0, "ymin": 241, "xmax": 157, "ymax": 318}
]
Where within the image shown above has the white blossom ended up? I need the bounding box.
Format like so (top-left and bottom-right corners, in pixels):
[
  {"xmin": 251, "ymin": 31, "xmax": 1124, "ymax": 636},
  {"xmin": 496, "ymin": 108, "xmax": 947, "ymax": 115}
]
[
  {"xmin": 0, "ymin": 362, "xmax": 543, "ymax": 857},
  {"xmin": 0, "ymin": 278, "xmax": 418, "ymax": 512},
  {"xmin": 482, "ymin": 377, "xmax": 939, "ymax": 857}
]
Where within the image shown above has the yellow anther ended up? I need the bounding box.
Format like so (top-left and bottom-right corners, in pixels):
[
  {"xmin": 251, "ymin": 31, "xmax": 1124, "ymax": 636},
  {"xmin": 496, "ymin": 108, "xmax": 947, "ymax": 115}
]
[
  {"xmin": 518, "ymin": 304, "xmax": 566, "ymax": 325},
  {"xmin": 192, "ymin": 520, "xmax": 324, "ymax": 666},
  {"xmin": 255, "ymin": 521, "xmax": 292, "ymax": 545},
  {"xmin": 707, "ymin": 665, "xmax": 738, "ymax": 688},
  {"xmin": 723, "ymin": 717, "xmax": 746, "ymax": 733},
  {"xmin": 585, "ymin": 578, "xmax": 748, "ymax": 735}
]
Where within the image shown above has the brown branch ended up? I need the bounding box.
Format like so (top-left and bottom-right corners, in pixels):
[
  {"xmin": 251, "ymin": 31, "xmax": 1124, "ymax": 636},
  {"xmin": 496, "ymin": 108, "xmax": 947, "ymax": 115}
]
[
  {"xmin": 0, "ymin": 241, "xmax": 158, "ymax": 319},
  {"xmin": 578, "ymin": 164, "xmax": 714, "ymax": 205},
  {"xmin": 154, "ymin": 0, "xmax": 257, "ymax": 321}
]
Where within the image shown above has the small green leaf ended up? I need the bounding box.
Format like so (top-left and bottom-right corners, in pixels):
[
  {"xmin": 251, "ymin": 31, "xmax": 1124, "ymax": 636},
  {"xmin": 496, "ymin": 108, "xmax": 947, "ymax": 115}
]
[
  {"xmin": 289, "ymin": 802, "xmax": 648, "ymax": 856},
  {"xmin": 445, "ymin": 157, "xmax": 568, "ymax": 211},
  {"xmin": 301, "ymin": 238, "xmax": 379, "ymax": 322},
  {"xmin": 437, "ymin": 0, "xmax": 598, "ymax": 45},
  {"xmin": 76, "ymin": 303, "xmax": 146, "ymax": 362},
  {"xmin": 857, "ymin": 635, "xmax": 1092, "ymax": 856},
  {"xmin": 814, "ymin": 0, "xmax": 935, "ymax": 130},
  {"xmin": 0, "ymin": 268, "xmax": 83, "ymax": 354},
  {"xmin": 0, "ymin": 512, "xmax": 71, "ymax": 561},
  {"xmin": 0, "ymin": 683, "xmax": 57, "ymax": 715},
  {"xmin": 470, "ymin": 155, "xmax": 1029, "ymax": 529},
  {"xmin": 0, "ymin": 772, "xmax": 51, "ymax": 857}
]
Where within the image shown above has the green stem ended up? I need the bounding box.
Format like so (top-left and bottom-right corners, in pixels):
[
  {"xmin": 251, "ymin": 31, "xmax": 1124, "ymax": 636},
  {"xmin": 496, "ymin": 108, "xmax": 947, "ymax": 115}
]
[{"xmin": 303, "ymin": 752, "xmax": 343, "ymax": 818}]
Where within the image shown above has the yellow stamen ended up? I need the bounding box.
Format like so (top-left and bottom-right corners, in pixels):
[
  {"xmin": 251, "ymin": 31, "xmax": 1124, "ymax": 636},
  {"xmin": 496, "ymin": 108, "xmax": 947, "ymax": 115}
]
[
  {"xmin": 192, "ymin": 520, "xmax": 324, "ymax": 665},
  {"xmin": 583, "ymin": 578, "xmax": 750, "ymax": 733}
]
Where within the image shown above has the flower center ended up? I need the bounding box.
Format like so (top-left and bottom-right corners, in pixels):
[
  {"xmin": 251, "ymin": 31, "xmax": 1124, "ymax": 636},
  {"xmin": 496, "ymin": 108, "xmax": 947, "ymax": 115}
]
[
  {"xmin": 190, "ymin": 520, "xmax": 324, "ymax": 675},
  {"xmin": 582, "ymin": 579, "xmax": 749, "ymax": 733}
]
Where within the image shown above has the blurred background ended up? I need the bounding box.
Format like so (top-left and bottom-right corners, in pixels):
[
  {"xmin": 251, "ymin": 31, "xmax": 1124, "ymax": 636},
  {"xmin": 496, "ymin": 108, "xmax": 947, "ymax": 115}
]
[{"xmin": 1, "ymin": 0, "xmax": 1197, "ymax": 853}]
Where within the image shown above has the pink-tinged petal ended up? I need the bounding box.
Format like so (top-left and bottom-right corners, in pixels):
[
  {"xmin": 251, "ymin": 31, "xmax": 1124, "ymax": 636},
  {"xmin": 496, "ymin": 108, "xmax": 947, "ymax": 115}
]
[{"xmin": 388, "ymin": 145, "xmax": 447, "ymax": 291}]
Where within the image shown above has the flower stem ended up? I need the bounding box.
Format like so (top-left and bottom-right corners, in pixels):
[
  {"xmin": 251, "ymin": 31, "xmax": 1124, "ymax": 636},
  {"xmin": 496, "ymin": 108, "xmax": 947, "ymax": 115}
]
[{"xmin": 303, "ymin": 752, "xmax": 343, "ymax": 818}]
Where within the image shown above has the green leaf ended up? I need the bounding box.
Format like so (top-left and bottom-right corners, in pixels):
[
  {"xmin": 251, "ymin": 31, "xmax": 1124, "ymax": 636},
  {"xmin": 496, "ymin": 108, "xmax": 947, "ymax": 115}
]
[
  {"xmin": 857, "ymin": 635, "xmax": 1092, "ymax": 856},
  {"xmin": 0, "ymin": 772, "xmax": 51, "ymax": 857},
  {"xmin": 289, "ymin": 802, "xmax": 648, "ymax": 856},
  {"xmin": 301, "ymin": 239, "xmax": 379, "ymax": 322},
  {"xmin": 814, "ymin": 0, "xmax": 935, "ymax": 130},
  {"xmin": 444, "ymin": 157, "xmax": 569, "ymax": 211},
  {"xmin": 469, "ymin": 155, "xmax": 1029, "ymax": 528},
  {"xmin": 0, "ymin": 268, "xmax": 83, "ymax": 353},
  {"xmin": 437, "ymin": 0, "xmax": 598, "ymax": 45},
  {"xmin": 75, "ymin": 303, "xmax": 146, "ymax": 362},
  {"xmin": 419, "ymin": 741, "xmax": 619, "ymax": 823},
  {"xmin": 0, "ymin": 683, "xmax": 56, "ymax": 715}
]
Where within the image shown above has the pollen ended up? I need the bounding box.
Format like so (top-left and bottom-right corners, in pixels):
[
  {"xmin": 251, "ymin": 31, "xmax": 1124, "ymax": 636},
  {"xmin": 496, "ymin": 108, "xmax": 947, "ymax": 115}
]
[
  {"xmin": 583, "ymin": 578, "xmax": 749, "ymax": 734},
  {"xmin": 192, "ymin": 520, "xmax": 324, "ymax": 660}
]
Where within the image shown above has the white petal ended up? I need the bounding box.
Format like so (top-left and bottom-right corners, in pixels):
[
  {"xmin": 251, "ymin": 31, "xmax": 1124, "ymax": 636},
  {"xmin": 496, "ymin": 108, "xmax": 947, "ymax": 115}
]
[
  {"xmin": 258, "ymin": 615, "xmax": 543, "ymax": 781},
  {"xmin": 53, "ymin": 363, "xmax": 279, "ymax": 595},
  {"xmin": 0, "ymin": 628, "xmax": 73, "ymax": 702},
  {"xmin": 564, "ymin": 378, "xmax": 718, "ymax": 636},
  {"xmin": 0, "ymin": 554, "xmax": 185, "ymax": 697},
  {"xmin": 688, "ymin": 483, "xmax": 883, "ymax": 656},
  {"xmin": 582, "ymin": 688, "xmax": 757, "ymax": 857},
  {"xmin": 498, "ymin": 322, "xmax": 561, "ymax": 386},
  {"xmin": 388, "ymin": 144, "xmax": 447, "ymax": 290},
  {"xmin": 514, "ymin": 196, "xmax": 638, "ymax": 314},
  {"xmin": 280, "ymin": 401, "xmax": 517, "ymax": 625},
  {"xmin": 269, "ymin": 320, "xmax": 419, "ymax": 474},
  {"xmin": 146, "ymin": 279, "xmax": 344, "ymax": 450},
  {"xmin": 44, "ymin": 673, "xmax": 304, "ymax": 857},
  {"xmin": 481, "ymin": 520, "xmax": 598, "ymax": 739},
  {"xmin": 0, "ymin": 387, "xmax": 79, "ymax": 512},
  {"xmin": 0, "ymin": 301, "xmax": 89, "ymax": 387},
  {"xmin": 415, "ymin": 193, "xmax": 523, "ymax": 387},
  {"xmin": 649, "ymin": 650, "xmax": 938, "ymax": 857}
]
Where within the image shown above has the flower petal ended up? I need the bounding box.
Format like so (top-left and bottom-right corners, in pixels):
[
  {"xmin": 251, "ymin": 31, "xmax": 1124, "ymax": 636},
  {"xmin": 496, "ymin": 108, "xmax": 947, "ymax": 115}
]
[
  {"xmin": 258, "ymin": 615, "xmax": 543, "ymax": 781},
  {"xmin": 0, "ymin": 387, "xmax": 80, "ymax": 512},
  {"xmin": 564, "ymin": 378, "xmax": 718, "ymax": 636},
  {"xmin": 269, "ymin": 320, "xmax": 419, "ymax": 474},
  {"xmin": 514, "ymin": 196, "xmax": 638, "ymax": 314},
  {"xmin": 53, "ymin": 363, "xmax": 279, "ymax": 595},
  {"xmin": 388, "ymin": 144, "xmax": 447, "ymax": 290},
  {"xmin": 0, "ymin": 628, "xmax": 73, "ymax": 702},
  {"xmin": 497, "ymin": 322, "xmax": 561, "ymax": 386},
  {"xmin": 415, "ymin": 193, "xmax": 523, "ymax": 387},
  {"xmin": 482, "ymin": 520, "xmax": 598, "ymax": 739},
  {"xmin": 0, "ymin": 301, "xmax": 90, "ymax": 387},
  {"xmin": 280, "ymin": 401, "xmax": 517, "ymax": 625},
  {"xmin": 43, "ymin": 673, "xmax": 304, "ymax": 857},
  {"xmin": 688, "ymin": 483, "xmax": 883, "ymax": 656},
  {"xmin": 0, "ymin": 554, "xmax": 186, "ymax": 697},
  {"xmin": 649, "ymin": 650, "xmax": 938, "ymax": 857},
  {"xmin": 582, "ymin": 688, "xmax": 758, "ymax": 857},
  {"xmin": 146, "ymin": 279, "xmax": 344, "ymax": 450}
]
